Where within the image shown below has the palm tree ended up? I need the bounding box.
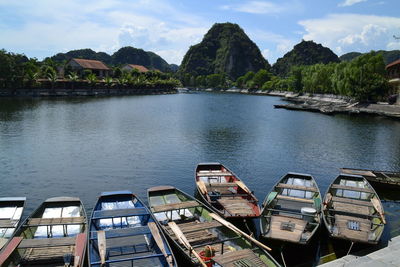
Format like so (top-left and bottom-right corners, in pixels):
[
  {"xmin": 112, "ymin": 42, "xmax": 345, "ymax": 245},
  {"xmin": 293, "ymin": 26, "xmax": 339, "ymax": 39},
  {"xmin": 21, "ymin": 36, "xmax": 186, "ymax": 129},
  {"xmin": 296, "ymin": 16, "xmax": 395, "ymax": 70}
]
[
  {"xmin": 67, "ymin": 72, "xmax": 79, "ymax": 91},
  {"xmin": 46, "ymin": 68, "xmax": 58, "ymax": 93},
  {"xmin": 86, "ymin": 73, "xmax": 97, "ymax": 93}
]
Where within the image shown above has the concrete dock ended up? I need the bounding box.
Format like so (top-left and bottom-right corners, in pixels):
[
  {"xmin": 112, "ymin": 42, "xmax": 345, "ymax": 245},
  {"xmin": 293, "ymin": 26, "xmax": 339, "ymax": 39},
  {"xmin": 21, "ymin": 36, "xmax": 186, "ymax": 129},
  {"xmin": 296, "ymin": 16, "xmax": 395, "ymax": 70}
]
[{"xmin": 319, "ymin": 235, "xmax": 400, "ymax": 266}]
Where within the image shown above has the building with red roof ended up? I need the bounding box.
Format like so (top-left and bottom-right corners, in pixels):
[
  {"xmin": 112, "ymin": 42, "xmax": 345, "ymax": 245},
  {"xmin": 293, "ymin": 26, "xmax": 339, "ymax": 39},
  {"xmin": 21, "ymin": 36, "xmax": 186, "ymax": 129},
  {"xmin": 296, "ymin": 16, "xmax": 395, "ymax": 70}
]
[
  {"xmin": 66, "ymin": 58, "xmax": 111, "ymax": 77},
  {"xmin": 121, "ymin": 64, "xmax": 149, "ymax": 73},
  {"xmin": 386, "ymin": 59, "xmax": 400, "ymax": 104}
]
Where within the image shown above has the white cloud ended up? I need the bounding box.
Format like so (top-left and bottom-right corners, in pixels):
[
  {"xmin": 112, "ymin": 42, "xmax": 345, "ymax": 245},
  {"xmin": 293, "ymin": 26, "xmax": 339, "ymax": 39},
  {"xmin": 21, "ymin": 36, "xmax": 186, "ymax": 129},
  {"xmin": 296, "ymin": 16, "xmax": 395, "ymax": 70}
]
[
  {"xmin": 299, "ymin": 14, "xmax": 400, "ymax": 56},
  {"xmin": 0, "ymin": 0, "xmax": 210, "ymax": 64},
  {"xmin": 338, "ymin": 0, "xmax": 367, "ymax": 7},
  {"xmin": 221, "ymin": 1, "xmax": 303, "ymax": 15}
]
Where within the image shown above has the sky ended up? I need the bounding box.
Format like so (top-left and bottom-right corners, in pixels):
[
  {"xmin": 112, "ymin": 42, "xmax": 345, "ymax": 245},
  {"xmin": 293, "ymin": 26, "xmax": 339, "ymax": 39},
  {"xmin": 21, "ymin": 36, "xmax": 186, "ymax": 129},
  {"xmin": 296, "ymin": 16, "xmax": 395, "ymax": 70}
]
[{"xmin": 0, "ymin": 0, "xmax": 400, "ymax": 65}]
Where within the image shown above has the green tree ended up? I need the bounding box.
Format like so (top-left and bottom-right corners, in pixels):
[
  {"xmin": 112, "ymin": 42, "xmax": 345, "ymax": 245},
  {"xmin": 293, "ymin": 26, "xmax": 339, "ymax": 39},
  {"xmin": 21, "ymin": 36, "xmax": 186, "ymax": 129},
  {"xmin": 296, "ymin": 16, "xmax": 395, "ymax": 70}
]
[{"xmin": 252, "ymin": 69, "xmax": 271, "ymax": 88}]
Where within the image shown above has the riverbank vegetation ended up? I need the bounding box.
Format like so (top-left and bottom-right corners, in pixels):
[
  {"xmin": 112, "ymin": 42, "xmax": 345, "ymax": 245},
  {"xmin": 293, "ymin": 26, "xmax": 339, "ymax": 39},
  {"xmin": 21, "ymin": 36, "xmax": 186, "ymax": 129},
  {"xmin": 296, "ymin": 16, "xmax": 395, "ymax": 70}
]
[
  {"xmin": 181, "ymin": 51, "xmax": 391, "ymax": 102},
  {"xmin": 0, "ymin": 49, "xmax": 181, "ymax": 92}
]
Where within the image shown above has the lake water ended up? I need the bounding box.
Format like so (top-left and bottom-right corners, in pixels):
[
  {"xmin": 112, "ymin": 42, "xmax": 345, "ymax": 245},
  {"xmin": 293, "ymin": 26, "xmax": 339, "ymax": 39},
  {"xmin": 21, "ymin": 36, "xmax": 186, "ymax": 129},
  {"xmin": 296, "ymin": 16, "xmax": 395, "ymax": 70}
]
[{"xmin": 1, "ymin": 92, "xmax": 399, "ymax": 265}]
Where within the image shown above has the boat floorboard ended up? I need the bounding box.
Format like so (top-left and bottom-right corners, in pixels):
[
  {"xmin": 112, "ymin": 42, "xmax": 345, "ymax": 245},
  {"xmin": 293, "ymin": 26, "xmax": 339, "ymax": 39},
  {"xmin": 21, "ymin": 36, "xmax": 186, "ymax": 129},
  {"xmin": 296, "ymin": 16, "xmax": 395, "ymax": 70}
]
[
  {"xmin": 23, "ymin": 245, "xmax": 75, "ymax": 261},
  {"xmin": 267, "ymin": 215, "xmax": 307, "ymax": 243},
  {"xmin": 331, "ymin": 196, "xmax": 373, "ymax": 207},
  {"xmin": 332, "ymin": 201, "xmax": 371, "ymax": 216},
  {"xmin": 164, "ymin": 220, "xmax": 219, "ymax": 245},
  {"xmin": 334, "ymin": 214, "xmax": 371, "ymax": 242},
  {"xmin": 212, "ymin": 249, "xmax": 268, "ymax": 267},
  {"xmin": 217, "ymin": 198, "xmax": 254, "ymax": 216}
]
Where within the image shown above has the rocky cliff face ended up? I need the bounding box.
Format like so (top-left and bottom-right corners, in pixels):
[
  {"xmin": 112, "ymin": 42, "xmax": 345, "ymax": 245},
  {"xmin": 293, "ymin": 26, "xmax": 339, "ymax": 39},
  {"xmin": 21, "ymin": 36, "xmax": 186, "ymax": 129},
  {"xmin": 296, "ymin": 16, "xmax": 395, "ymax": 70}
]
[
  {"xmin": 272, "ymin": 40, "xmax": 340, "ymax": 77},
  {"xmin": 179, "ymin": 23, "xmax": 269, "ymax": 80}
]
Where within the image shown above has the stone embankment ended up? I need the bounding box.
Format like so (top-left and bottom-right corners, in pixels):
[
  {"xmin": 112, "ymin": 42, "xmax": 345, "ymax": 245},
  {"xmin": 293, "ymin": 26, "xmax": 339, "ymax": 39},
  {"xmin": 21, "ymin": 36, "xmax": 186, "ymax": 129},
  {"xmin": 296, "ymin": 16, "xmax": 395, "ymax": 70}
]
[
  {"xmin": 273, "ymin": 92, "xmax": 400, "ymax": 119},
  {"xmin": 319, "ymin": 235, "xmax": 400, "ymax": 266}
]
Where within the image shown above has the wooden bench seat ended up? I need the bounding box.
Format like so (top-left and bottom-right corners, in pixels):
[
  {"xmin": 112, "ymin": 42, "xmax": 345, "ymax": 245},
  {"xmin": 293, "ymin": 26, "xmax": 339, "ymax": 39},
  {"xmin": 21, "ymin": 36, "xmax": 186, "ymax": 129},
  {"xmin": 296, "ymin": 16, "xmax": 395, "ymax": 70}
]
[
  {"xmin": 152, "ymin": 201, "xmax": 199, "ymax": 212},
  {"xmin": 197, "ymin": 172, "xmax": 232, "ymax": 177},
  {"xmin": 276, "ymin": 195, "xmax": 314, "ymax": 203},
  {"xmin": 330, "ymin": 184, "xmax": 374, "ymax": 193},
  {"xmin": 331, "ymin": 196, "xmax": 373, "ymax": 207},
  {"xmin": 0, "ymin": 219, "xmax": 18, "ymax": 228},
  {"xmin": 18, "ymin": 237, "xmax": 76, "ymax": 249},
  {"xmin": 27, "ymin": 216, "xmax": 85, "ymax": 226},
  {"xmin": 213, "ymin": 249, "xmax": 268, "ymax": 267},
  {"xmin": 164, "ymin": 220, "xmax": 220, "ymax": 245},
  {"xmin": 206, "ymin": 182, "xmax": 237, "ymax": 187},
  {"xmin": 276, "ymin": 183, "xmax": 318, "ymax": 192}
]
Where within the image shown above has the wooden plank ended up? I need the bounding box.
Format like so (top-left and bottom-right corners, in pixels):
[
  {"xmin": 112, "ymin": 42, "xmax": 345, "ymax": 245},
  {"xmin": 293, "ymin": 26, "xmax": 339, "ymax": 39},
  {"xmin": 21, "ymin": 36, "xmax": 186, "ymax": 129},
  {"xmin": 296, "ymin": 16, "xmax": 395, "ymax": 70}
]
[
  {"xmin": 268, "ymin": 215, "xmax": 307, "ymax": 243},
  {"xmin": 0, "ymin": 237, "xmax": 23, "ymax": 265},
  {"xmin": 334, "ymin": 215, "xmax": 371, "ymax": 242},
  {"xmin": 276, "ymin": 195, "xmax": 314, "ymax": 203},
  {"xmin": 152, "ymin": 201, "xmax": 199, "ymax": 212},
  {"xmin": 276, "ymin": 183, "xmax": 318, "ymax": 192},
  {"xmin": 27, "ymin": 216, "xmax": 85, "ymax": 226},
  {"xmin": 218, "ymin": 198, "xmax": 255, "ymax": 216},
  {"xmin": 197, "ymin": 172, "xmax": 232, "ymax": 177},
  {"xmin": 97, "ymin": 230, "xmax": 106, "ymax": 265},
  {"xmin": 23, "ymin": 246, "xmax": 74, "ymax": 261},
  {"xmin": 333, "ymin": 201, "xmax": 371, "ymax": 216},
  {"xmin": 168, "ymin": 222, "xmax": 207, "ymax": 267},
  {"xmin": 148, "ymin": 222, "xmax": 174, "ymax": 267},
  {"xmin": 74, "ymin": 233, "xmax": 86, "ymax": 267},
  {"xmin": 18, "ymin": 237, "xmax": 76, "ymax": 248},
  {"xmin": 341, "ymin": 168, "xmax": 376, "ymax": 177},
  {"xmin": 166, "ymin": 220, "xmax": 221, "ymax": 234},
  {"xmin": 0, "ymin": 219, "xmax": 18, "ymax": 228},
  {"xmin": 206, "ymin": 182, "xmax": 237, "ymax": 187},
  {"xmin": 331, "ymin": 196, "xmax": 373, "ymax": 207},
  {"xmin": 213, "ymin": 249, "xmax": 268, "ymax": 267},
  {"xmin": 371, "ymin": 197, "xmax": 386, "ymax": 224},
  {"xmin": 330, "ymin": 184, "xmax": 374, "ymax": 193}
]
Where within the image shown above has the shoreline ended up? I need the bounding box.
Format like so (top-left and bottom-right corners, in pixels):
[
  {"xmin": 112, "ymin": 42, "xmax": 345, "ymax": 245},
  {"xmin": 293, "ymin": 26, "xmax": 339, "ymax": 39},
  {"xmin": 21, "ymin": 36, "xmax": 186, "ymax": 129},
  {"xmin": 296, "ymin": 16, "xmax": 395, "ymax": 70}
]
[
  {"xmin": 188, "ymin": 88, "xmax": 400, "ymax": 120},
  {"xmin": 0, "ymin": 88, "xmax": 178, "ymax": 97}
]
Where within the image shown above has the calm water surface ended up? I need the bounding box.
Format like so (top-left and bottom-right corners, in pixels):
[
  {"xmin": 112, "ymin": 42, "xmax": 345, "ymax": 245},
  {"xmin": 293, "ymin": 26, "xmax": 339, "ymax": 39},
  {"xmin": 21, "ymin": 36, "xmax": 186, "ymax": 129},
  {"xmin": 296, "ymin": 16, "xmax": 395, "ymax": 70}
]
[{"xmin": 1, "ymin": 92, "xmax": 399, "ymax": 264}]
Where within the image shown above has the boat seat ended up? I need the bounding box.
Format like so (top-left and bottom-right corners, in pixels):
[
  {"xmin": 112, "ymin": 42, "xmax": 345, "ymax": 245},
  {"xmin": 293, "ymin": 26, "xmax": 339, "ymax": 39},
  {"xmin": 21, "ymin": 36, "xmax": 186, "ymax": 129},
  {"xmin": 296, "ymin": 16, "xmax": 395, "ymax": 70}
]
[
  {"xmin": 197, "ymin": 171, "xmax": 232, "ymax": 177},
  {"xmin": 213, "ymin": 249, "xmax": 269, "ymax": 267},
  {"xmin": 276, "ymin": 183, "xmax": 318, "ymax": 192},
  {"xmin": 151, "ymin": 201, "xmax": 199, "ymax": 212},
  {"xmin": 0, "ymin": 219, "xmax": 19, "ymax": 228},
  {"xmin": 276, "ymin": 195, "xmax": 314, "ymax": 203},
  {"xmin": 92, "ymin": 207, "xmax": 148, "ymax": 220},
  {"xmin": 27, "ymin": 216, "xmax": 85, "ymax": 226},
  {"xmin": 18, "ymin": 237, "xmax": 76, "ymax": 249},
  {"xmin": 206, "ymin": 182, "xmax": 237, "ymax": 187},
  {"xmin": 331, "ymin": 196, "xmax": 373, "ymax": 207},
  {"xmin": 330, "ymin": 184, "xmax": 374, "ymax": 193}
]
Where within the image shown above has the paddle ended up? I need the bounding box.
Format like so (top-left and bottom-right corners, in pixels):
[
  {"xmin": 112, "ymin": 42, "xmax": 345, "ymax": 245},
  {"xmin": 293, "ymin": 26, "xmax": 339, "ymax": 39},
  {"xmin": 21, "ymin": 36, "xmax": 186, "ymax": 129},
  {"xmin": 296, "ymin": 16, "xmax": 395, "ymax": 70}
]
[
  {"xmin": 235, "ymin": 181, "xmax": 258, "ymax": 200},
  {"xmin": 209, "ymin": 213, "xmax": 272, "ymax": 251},
  {"xmin": 197, "ymin": 180, "xmax": 207, "ymax": 195},
  {"xmin": 324, "ymin": 193, "xmax": 332, "ymax": 208},
  {"xmin": 167, "ymin": 222, "xmax": 207, "ymax": 267},
  {"xmin": 148, "ymin": 222, "xmax": 174, "ymax": 267},
  {"xmin": 97, "ymin": 230, "xmax": 106, "ymax": 266},
  {"xmin": 370, "ymin": 197, "xmax": 386, "ymax": 224}
]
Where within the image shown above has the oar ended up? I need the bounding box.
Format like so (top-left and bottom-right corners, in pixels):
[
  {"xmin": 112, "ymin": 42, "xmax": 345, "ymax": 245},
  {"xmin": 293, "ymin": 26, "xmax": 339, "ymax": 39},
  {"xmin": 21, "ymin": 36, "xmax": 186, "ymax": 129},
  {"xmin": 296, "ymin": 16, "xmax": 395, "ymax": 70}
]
[
  {"xmin": 235, "ymin": 181, "xmax": 258, "ymax": 200},
  {"xmin": 197, "ymin": 180, "xmax": 207, "ymax": 195},
  {"xmin": 209, "ymin": 213, "xmax": 272, "ymax": 251},
  {"xmin": 168, "ymin": 222, "xmax": 207, "ymax": 267},
  {"xmin": 324, "ymin": 193, "xmax": 332, "ymax": 208},
  {"xmin": 148, "ymin": 222, "xmax": 174, "ymax": 267},
  {"xmin": 371, "ymin": 197, "xmax": 386, "ymax": 224},
  {"xmin": 97, "ymin": 230, "xmax": 106, "ymax": 266}
]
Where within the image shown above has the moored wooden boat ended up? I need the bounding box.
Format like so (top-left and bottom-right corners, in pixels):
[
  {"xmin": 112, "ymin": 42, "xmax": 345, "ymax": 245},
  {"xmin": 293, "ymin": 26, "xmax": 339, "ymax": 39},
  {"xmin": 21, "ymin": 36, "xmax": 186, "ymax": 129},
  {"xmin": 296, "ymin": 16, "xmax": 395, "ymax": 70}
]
[
  {"xmin": 0, "ymin": 196, "xmax": 87, "ymax": 267},
  {"xmin": 341, "ymin": 167, "xmax": 400, "ymax": 189},
  {"xmin": 88, "ymin": 191, "xmax": 176, "ymax": 267},
  {"xmin": 260, "ymin": 172, "xmax": 322, "ymax": 245},
  {"xmin": 147, "ymin": 185, "xmax": 280, "ymax": 267},
  {"xmin": 0, "ymin": 197, "xmax": 26, "ymax": 250},
  {"xmin": 195, "ymin": 163, "xmax": 260, "ymax": 219},
  {"xmin": 322, "ymin": 174, "xmax": 385, "ymax": 244}
]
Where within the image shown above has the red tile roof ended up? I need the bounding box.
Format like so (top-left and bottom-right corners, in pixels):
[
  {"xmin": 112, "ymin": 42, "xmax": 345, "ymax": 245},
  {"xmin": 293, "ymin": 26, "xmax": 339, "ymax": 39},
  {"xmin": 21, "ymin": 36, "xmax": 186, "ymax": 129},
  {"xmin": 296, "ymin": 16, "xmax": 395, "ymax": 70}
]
[
  {"xmin": 71, "ymin": 58, "xmax": 110, "ymax": 70},
  {"xmin": 386, "ymin": 59, "xmax": 400, "ymax": 69},
  {"xmin": 125, "ymin": 64, "xmax": 149, "ymax": 73}
]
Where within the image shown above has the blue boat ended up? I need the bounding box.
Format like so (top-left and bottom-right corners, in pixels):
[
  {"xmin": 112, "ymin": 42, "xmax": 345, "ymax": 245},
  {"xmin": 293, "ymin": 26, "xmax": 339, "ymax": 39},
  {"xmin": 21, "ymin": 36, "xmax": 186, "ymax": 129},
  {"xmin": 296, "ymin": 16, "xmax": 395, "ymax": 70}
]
[{"xmin": 88, "ymin": 191, "xmax": 176, "ymax": 267}]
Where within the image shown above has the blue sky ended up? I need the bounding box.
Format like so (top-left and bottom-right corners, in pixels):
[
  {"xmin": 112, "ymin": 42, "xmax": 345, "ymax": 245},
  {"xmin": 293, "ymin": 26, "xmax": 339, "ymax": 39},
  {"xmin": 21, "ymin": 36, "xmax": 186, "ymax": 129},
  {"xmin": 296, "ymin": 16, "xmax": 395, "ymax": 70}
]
[{"xmin": 0, "ymin": 0, "xmax": 399, "ymax": 64}]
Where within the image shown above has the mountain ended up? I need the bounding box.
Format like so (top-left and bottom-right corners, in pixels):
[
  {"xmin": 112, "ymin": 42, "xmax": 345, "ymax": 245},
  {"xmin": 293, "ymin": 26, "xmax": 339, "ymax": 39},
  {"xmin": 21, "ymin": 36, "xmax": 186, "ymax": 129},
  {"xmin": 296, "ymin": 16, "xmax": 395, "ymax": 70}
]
[
  {"xmin": 340, "ymin": 50, "xmax": 400, "ymax": 65},
  {"xmin": 179, "ymin": 22, "xmax": 269, "ymax": 80},
  {"xmin": 48, "ymin": 47, "xmax": 172, "ymax": 72},
  {"xmin": 272, "ymin": 40, "xmax": 340, "ymax": 77},
  {"xmin": 50, "ymin": 49, "xmax": 112, "ymax": 64},
  {"xmin": 169, "ymin": 64, "xmax": 179, "ymax": 72}
]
